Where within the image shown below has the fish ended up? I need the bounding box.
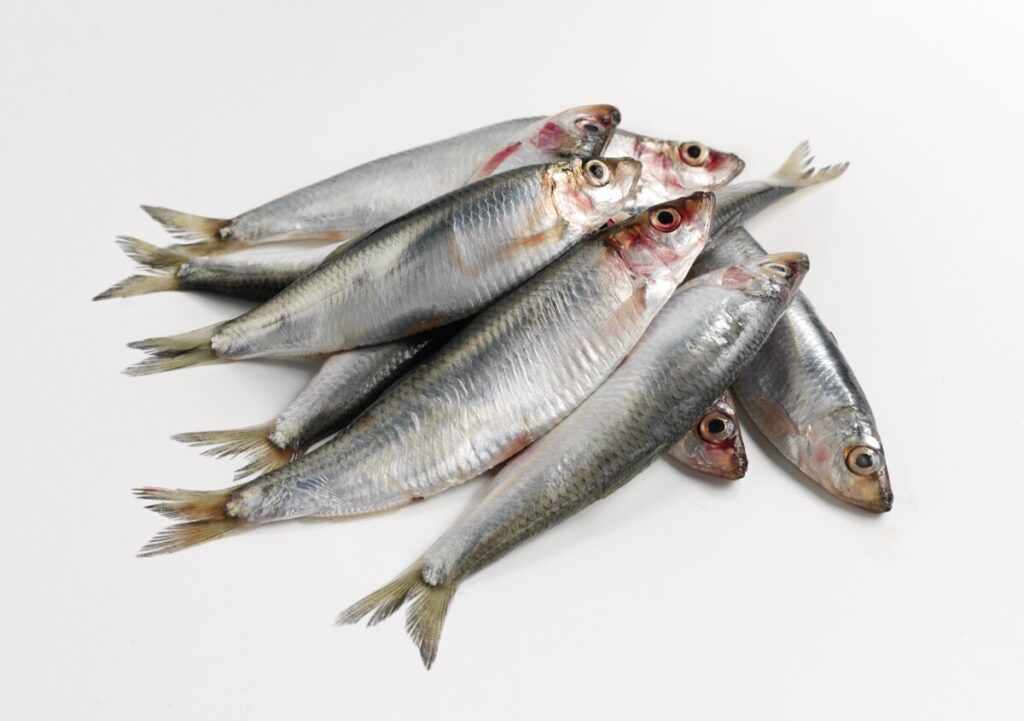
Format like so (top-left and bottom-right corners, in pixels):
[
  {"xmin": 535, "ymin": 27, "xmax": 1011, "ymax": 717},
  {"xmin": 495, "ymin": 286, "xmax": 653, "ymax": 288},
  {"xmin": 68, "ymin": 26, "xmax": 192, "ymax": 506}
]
[
  {"xmin": 690, "ymin": 226, "xmax": 892, "ymax": 512},
  {"xmin": 667, "ymin": 392, "xmax": 747, "ymax": 480},
  {"xmin": 93, "ymin": 237, "xmax": 342, "ymax": 302},
  {"xmin": 141, "ymin": 105, "xmax": 621, "ymax": 256},
  {"xmin": 172, "ymin": 337, "xmax": 437, "ymax": 479},
  {"xmin": 125, "ymin": 156, "xmax": 641, "ymax": 375},
  {"xmin": 134, "ymin": 192, "xmax": 716, "ymax": 555},
  {"xmin": 337, "ymin": 252, "xmax": 808, "ymax": 668}
]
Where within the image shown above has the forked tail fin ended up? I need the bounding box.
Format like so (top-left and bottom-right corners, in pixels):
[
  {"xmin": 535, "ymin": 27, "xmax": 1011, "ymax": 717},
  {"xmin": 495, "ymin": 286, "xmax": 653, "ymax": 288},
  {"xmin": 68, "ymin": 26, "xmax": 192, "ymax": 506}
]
[
  {"xmin": 141, "ymin": 205, "xmax": 231, "ymax": 256},
  {"xmin": 125, "ymin": 322, "xmax": 223, "ymax": 376},
  {"xmin": 173, "ymin": 424, "xmax": 297, "ymax": 480},
  {"xmin": 337, "ymin": 565, "xmax": 457, "ymax": 669},
  {"xmin": 93, "ymin": 236, "xmax": 191, "ymax": 300},
  {"xmin": 711, "ymin": 141, "xmax": 848, "ymax": 235},
  {"xmin": 771, "ymin": 140, "xmax": 849, "ymax": 188},
  {"xmin": 134, "ymin": 487, "xmax": 240, "ymax": 556}
]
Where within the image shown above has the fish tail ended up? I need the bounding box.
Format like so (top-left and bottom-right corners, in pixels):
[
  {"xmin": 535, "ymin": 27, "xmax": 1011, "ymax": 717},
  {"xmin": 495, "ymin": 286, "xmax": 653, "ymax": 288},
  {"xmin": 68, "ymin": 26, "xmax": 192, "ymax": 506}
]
[
  {"xmin": 337, "ymin": 565, "xmax": 457, "ymax": 669},
  {"xmin": 772, "ymin": 141, "xmax": 849, "ymax": 188},
  {"xmin": 93, "ymin": 236, "xmax": 192, "ymax": 300},
  {"xmin": 141, "ymin": 205, "xmax": 231, "ymax": 255},
  {"xmin": 115, "ymin": 235, "xmax": 190, "ymax": 269},
  {"xmin": 125, "ymin": 322, "xmax": 223, "ymax": 376},
  {"xmin": 172, "ymin": 425, "xmax": 296, "ymax": 480},
  {"xmin": 134, "ymin": 487, "xmax": 239, "ymax": 556},
  {"xmin": 93, "ymin": 273, "xmax": 180, "ymax": 300}
]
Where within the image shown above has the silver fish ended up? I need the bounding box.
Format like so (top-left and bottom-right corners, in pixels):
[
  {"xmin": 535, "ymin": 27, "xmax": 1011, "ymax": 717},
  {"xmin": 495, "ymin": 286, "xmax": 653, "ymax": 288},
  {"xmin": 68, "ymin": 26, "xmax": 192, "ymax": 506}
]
[
  {"xmin": 690, "ymin": 226, "xmax": 892, "ymax": 512},
  {"xmin": 172, "ymin": 336, "xmax": 440, "ymax": 479},
  {"xmin": 338, "ymin": 252, "xmax": 808, "ymax": 667},
  {"xmin": 125, "ymin": 156, "xmax": 641, "ymax": 375},
  {"xmin": 134, "ymin": 193, "xmax": 715, "ymax": 555},
  {"xmin": 141, "ymin": 105, "xmax": 621, "ymax": 256},
  {"xmin": 668, "ymin": 392, "xmax": 747, "ymax": 480},
  {"xmin": 93, "ymin": 237, "xmax": 341, "ymax": 302}
]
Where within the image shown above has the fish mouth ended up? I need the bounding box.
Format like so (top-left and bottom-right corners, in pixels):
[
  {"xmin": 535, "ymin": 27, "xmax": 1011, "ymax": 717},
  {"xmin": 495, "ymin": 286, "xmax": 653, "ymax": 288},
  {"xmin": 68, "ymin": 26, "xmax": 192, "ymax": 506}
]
[
  {"xmin": 706, "ymin": 150, "xmax": 745, "ymax": 183},
  {"xmin": 839, "ymin": 478, "xmax": 894, "ymax": 513},
  {"xmin": 609, "ymin": 157, "xmax": 643, "ymax": 195},
  {"xmin": 681, "ymin": 191, "xmax": 716, "ymax": 226}
]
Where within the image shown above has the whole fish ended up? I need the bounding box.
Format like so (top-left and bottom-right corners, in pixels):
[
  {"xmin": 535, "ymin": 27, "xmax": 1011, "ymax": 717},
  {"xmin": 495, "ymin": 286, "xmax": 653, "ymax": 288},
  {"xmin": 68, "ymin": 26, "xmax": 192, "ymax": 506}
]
[
  {"xmin": 142, "ymin": 105, "xmax": 621, "ymax": 256},
  {"xmin": 102, "ymin": 133, "xmax": 742, "ymax": 304},
  {"xmin": 125, "ymin": 156, "xmax": 641, "ymax": 375},
  {"xmin": 134, "ymin": 193, "xmax": 716, "ymax": 555},
  {"xmin": 338, "ymin": 252, "xmax": 807, "ymax": 668},
  {"xmin": 668, "ymin": 392, "xmax": 747, "ymax": 480},
  {"xmin": 174, "ymin": 335, "xmax": 739, "ymax": 482},
  {"xmin": 173, "ymin": 337, "xmax": 437, "ymax": 479},
  {"xmin": 93, "ymin": 237, "xmax": 342, "ymax": 302},
  {"xmin": 690, "ymin": 226, "xmax": 892, "ymax": 511}
]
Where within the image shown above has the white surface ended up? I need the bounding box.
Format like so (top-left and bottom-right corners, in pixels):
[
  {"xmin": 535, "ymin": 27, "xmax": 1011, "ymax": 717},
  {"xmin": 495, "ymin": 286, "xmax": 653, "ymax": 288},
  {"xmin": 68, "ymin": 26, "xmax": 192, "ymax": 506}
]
[{"xmin": 2, "ymin": 1, "xmax": 1021, "ymax": 719}]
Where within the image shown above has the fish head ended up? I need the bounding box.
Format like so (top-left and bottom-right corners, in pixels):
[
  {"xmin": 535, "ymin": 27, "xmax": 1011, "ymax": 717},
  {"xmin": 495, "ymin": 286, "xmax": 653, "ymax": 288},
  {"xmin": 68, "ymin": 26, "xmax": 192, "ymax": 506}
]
[
  {"xmin": 796, "ymin": 407, "xmax": 893, "ymax": 512},
  {"xmin": 670, "ymin": 395, "xmax": 748, "ymax": 479},
  {"xmin": 552, "ymin": 157, "xmax": 641, "ymax": 228},
  {"xmin": 536, "ymin": 104, "xmax": 621, "ymax": 159},
  {"xmin": 713, "ymin": 251, "xmax": 810, "ymax": 302},
  {"xmin": 631, "ymin": 193, "xmax": 716, "ymax": 274},
  {"xmin": 634, "ymin": 138, "xmax": 744, "ymax": 198},
  {"xmin": 671, "ymin": 140, "xmax": 745, "ymax": 189}
]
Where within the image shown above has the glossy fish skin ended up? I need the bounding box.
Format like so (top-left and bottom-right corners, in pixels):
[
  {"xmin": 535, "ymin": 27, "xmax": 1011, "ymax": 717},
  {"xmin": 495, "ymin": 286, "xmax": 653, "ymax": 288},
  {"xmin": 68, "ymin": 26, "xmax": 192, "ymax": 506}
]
[
  {"xmin": 173, "ymin": 336, "xmax": 439, "ymax": 480},
  {"xmin": 126, "ymin": 157, "xmax": 641, "ymax": 374},
  {"xmin": 143, "ymin": 105, "xmax": 620, "ymax": 254},
  {"xmin": 690, "ymin": 227, "xmax": 892, "ymax": 512},
  {"xmin": 337, "ymin": 253, "xmax": 807, "ymax": 668},
  {"xmin": 135, "ymin": 193, "xmax": 715, "ymax": 554},
  {"xmin": 668, "ymin": 392, "xmax": 747, "ymax": 479}
]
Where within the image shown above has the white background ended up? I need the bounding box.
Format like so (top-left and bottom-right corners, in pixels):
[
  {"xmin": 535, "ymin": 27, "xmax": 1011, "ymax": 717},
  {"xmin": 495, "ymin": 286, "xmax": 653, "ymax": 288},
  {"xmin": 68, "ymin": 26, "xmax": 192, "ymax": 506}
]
[{"xmin": 2, "ymin": 1, "xmax": 1021, "ymax": 719}]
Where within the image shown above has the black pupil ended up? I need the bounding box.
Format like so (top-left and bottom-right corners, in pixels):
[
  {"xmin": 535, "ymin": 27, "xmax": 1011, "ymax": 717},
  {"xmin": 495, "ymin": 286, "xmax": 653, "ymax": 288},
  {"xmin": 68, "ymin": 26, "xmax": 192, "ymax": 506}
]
[
  {"xmin": 656, "ymin": 210, "xmax": 675, "ymax": 225},
  {"xmin": 855, "ymin": 452, "xmax": 874, "ymax": 469},
  {"xmin": 707, "ymin": 418, "xmax": 726, "ymax": 435},
  {"xmin": 687, "ymin": 145, "xmax": 703, "ymax": 159},
  {"xmin": 589, "ymin": 163, "xmax": 605, "ymax": 179},
  {"xmin": 582, "ymin": 123, "xmax": 600, "ymax": 133}
]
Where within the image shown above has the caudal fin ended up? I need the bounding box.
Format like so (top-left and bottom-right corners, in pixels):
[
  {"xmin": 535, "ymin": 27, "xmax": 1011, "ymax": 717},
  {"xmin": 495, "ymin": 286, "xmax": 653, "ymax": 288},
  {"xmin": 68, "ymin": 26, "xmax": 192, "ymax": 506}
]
[
  {"xmin": 135, "ymin": 487, "xmax": 239, "ymax": 556},
  {"xmin": 772, "ymin": 141, "xmax": 849, "ymax": 188},
  {"xmin": 125, "ymin": 322, "xmax": 223, "ymax": 376},
  {"xmin": 141, "ymin": 205, "xmax": 231, "ymax": 255},
  {"xmin": 337, "ymin": 566, "xmax": 457, "ymax": 669},
  {"xmin": 93, "ymin": 236, "xmax": 190, "ymax": 300},
  {"xmin": 173, "ymin": 424, "xmax": 297, "ymax": 480}
]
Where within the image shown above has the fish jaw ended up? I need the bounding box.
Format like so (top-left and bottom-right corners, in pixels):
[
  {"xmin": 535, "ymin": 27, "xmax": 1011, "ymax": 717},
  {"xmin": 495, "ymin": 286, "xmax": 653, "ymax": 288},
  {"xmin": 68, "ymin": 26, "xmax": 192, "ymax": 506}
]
[{"xmin": 797, "ymin": 407, "xmax": 893, "ymax": 512}]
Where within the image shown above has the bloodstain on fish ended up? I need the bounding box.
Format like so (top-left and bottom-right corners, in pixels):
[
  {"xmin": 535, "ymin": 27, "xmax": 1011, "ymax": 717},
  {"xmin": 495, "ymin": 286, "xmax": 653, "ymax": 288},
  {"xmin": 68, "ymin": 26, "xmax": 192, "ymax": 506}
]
[{"xmin": 472, "ymin": 141, "xmax": 523, "ymax": 181}]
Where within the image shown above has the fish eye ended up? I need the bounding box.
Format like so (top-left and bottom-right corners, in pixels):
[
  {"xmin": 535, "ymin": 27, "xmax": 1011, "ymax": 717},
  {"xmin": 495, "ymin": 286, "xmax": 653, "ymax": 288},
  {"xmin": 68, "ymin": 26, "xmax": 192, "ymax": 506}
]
[
  {"xmin": 650, "ymin": 207, "xmax": 682, "ymax": 232},
  {"xmin": 680, "ymin": 142, "xmax": 710, "ymax": 167},
  {"xmin": 845, "ymin": 446, "xmax": 883, "ymax": 476},
  {"xmin": 584, "ymin": 160, "xmax": 610, "ymax": 186},
  {"xmin": 762, "ymin": 261, "xmax": 793, "ymax": 279},
  {"xmin": 576, "ymin": 118, "xmax": 602, "ymax": 133},
  {"xmin": 698, "ymin": 412, "xmax": 735, "ymax": 443}
]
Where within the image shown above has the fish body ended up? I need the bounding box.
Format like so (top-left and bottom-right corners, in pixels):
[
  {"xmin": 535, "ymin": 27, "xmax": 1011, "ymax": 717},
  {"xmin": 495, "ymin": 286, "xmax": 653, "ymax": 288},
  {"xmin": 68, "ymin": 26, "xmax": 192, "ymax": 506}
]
[
  {"xmin": 691, "ymin": 227, "xmax": 891, "ymax": 512},
  {"xmin": 136, "ymin": 193, "xmax": 715, "ymax": 554},
  {"xmin": 338, "ymin": 253, "xmax": 807, "ymax": 667},
  {"xmin": 668, "ymin": 392, "xmax": 747, "ymax": 479},
  {"xmin": 142, "ymin": 106, "xmax": 620, "ymax": 255},
  {"xmin": 126, "ymin": 157, "xmax": 641, "ymax": 374}
]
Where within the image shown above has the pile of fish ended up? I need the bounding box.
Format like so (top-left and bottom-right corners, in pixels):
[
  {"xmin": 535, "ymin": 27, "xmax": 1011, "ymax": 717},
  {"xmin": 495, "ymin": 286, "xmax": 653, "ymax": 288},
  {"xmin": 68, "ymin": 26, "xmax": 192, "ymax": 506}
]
[{"xmin": 97, "ymin": 104, "xmax": 892, "ymax": 668}]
